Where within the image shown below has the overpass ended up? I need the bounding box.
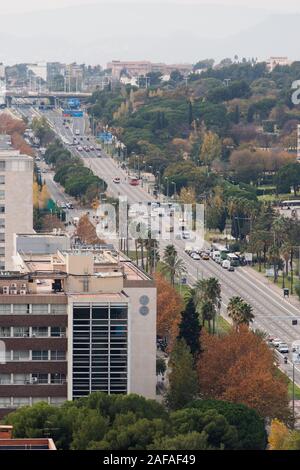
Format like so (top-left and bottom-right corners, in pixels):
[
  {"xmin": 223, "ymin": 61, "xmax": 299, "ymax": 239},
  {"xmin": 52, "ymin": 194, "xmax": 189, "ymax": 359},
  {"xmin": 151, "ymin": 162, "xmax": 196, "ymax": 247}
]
[{"xmin": 5, "ymin": 91, "xmax": 93, "ymax": 107}]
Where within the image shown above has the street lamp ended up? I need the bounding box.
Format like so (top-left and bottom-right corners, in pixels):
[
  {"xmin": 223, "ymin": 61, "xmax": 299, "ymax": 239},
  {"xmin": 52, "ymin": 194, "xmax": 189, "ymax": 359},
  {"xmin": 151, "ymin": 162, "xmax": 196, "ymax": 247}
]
[
  {"xmin": 171, "ymin": 181, "xmax": 177, "ymax": 200},
  {"xmin": 164, "ymin": 176, "xmax": 169, "ymax": 199}
]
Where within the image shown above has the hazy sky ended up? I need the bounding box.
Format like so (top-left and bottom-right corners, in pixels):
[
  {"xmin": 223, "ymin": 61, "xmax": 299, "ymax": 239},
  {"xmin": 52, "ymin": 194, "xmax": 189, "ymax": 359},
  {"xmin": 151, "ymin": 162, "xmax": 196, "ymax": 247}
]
[{"xmin": 2, "ymin": 0, "xmax": 300, "ymax": 14}]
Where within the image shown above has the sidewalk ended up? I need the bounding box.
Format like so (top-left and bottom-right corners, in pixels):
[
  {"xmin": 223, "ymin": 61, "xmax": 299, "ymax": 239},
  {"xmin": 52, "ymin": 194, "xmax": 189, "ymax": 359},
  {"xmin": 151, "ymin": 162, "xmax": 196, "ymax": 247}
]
[{"xmin": 244, "ymin": 265, "xmax": 300, "ymax": 310}]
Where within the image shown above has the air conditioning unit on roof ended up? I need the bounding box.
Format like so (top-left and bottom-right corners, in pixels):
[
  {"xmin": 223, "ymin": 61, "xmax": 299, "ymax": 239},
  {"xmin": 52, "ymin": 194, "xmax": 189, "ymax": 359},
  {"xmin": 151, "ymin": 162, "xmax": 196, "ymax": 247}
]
[
  {"xmin": 2, "ymin": 286, "xmax": 9, "ymax": 294},
  {"xmin": 20, "ymin": 289, "xmax": 27, "ymax": 295}
]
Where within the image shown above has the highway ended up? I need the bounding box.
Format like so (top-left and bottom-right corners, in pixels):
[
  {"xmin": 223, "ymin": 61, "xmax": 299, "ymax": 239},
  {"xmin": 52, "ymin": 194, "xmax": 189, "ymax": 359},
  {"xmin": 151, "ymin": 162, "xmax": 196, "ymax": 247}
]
[{"xmin": 16, "ymin": 105, "xmax": 300, "ymax": 387}]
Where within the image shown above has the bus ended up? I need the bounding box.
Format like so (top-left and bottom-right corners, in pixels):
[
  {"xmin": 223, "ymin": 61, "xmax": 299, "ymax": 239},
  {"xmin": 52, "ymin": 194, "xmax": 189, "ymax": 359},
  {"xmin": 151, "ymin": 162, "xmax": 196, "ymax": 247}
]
[
  {"xmin": 226, "ymin": 253, "xmax": 240, "ymax": 267},
  {"xmin": 281, "ymin": 200, "xmax": 300, "ymax": 209},
  {"xmin": 129, "ymin": 177, "xmax": 139, "ymax": 186}
]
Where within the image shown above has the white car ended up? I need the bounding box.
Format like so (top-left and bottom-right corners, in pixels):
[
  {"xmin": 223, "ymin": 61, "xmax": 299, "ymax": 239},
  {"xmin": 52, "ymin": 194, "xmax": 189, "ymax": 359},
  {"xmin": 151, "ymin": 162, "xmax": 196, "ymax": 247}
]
[
  {"xmin": 190, "ymin": 252, "xmax": 201, "ymax": 260},
  {"xmin": 113, "ymin": 177, "xmax": 121, "ymax": 184},
  {"xmin": 273, "ymin": 338, "xmax": 282, "ymax": 348},
  {"xmin": 77, "ymin": 146, "xmax": 83, "ymax": 151},
  {"xmin": 278, "ymin": 343, "xmax": 289, "ymax": 354}
]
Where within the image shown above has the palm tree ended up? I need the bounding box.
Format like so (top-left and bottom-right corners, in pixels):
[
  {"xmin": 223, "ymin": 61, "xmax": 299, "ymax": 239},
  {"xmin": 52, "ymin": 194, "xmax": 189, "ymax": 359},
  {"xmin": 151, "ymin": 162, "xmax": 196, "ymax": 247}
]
[
  {"xmin": 227, "ymin": 296, "xmax": 254, "ymax": 328},
  {"xmin": 193, "ymin": 277, "xmax": 221, "ymax": 334},
  {"xmin": 162, "ymin": 244, "xmax": 186, "ymax": 286}
]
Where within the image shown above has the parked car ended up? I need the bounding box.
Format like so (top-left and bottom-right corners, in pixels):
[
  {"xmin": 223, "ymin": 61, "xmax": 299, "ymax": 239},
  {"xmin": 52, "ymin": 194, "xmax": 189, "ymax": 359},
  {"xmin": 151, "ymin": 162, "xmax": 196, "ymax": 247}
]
[
  {"xmin": 278, "ymin": 343, "xmax": 289, "ymax": 354},
  {"xmin": 273, "ymin": 338, "xmax": 282, "ymax": 348},
  {"xmin": 190, "ymin": 252, "xmax": 201, "ymax": 260}
]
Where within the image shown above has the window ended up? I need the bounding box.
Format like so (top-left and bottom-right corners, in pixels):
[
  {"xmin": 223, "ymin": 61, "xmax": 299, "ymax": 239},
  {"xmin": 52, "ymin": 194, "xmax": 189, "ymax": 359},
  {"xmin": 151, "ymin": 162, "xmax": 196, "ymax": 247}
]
[
  {"xmin": 32, "ymin": 327, "xmax": 48, "ymax": 337},
  {"xmin": 13, "ymin": 350, "xmax": 30, "ymax": 361},
  {"xmin": 0, "ymin": 398, "xmax": 11, "ymax": 407},
  {"xmin": 0, "ymin": 305, "xmax": 11, "ymax": 314},
  {"xmin": 13, "ymin": 304, "xmax": 29, "ymax": 314},
  {"xmin": 50, "ymin": 351, "xmax": 66, "ymax": 361},
  {"xmin": 0, "ymin": 175, "xmax": 5, "ymax": 185},
  {"xmin": 0, "ymin": 162, "xmax": 5, "ymax": 171},
  {"xmin": 0, "ymin": 219, "xmax": 4, "ymax": 229},
  {"xmin": 0, "ymin": 233, "xmax": 5, "ymax": 242},
  {"xmin": 13, "ymin": 327, "xmax": 29, "ymax": 337},
  {"xmin": 0, "ymin": 191, "xmax": 5, "ymax": 200},
  {"xmin": 0, "ymin": 327, "xmax": 10, "ymax": 337},
  {"xmin": 32, "ymin": 373, "xmax": 48, "ymax": 384},
  {"xmin": 0, "ymin": 248, "xmax": 5, "ymax": 256},
  {"xmin": 32, "ymin": 350, "xmax": 49, "ymax": 361},
  {"xmin": 50, "ymin": 397, "xmax": 66, "ymax": 405},
  {"xmin": 32, "ymin": 397, "xmax": 48, "ymax": 404},
  {"xmin": 32, "ymin": 304, "xmax": 48, "ymax": 315},
  {"xmin": 51, "ymin": 304, "xmax": 67, "ymax": 314},
  {"xmin": 50, "ymin": 373, "xmax": 66, "ymax": 384},
  {"xmin": 14, "ymin": 373, "xmax": 30, "ymax": 385},
  {"xmin": 50, "ymin": 326, "xmax": 66, "ymax": 337},
  {"xmin": 13, "ymin": 397, "xmax": 30, "ymax": 407},
  {"xmin": 0, "ymin": 206, "xmax": 5, "ymax": 214},
  {"xmin": 0, "ymin": 374, "xmax": 10, "ymax": 384}
]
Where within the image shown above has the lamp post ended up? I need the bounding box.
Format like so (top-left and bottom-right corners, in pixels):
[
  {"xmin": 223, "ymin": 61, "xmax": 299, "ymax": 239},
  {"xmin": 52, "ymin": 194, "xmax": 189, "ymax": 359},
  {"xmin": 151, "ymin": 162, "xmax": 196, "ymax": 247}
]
[
  {"xmin": 164, "ymin": 176, "xmax": 169, "ymax": 199},
  {"xmin": 171, "ymin": 181, "xmax": 177, "ymax": 200}
]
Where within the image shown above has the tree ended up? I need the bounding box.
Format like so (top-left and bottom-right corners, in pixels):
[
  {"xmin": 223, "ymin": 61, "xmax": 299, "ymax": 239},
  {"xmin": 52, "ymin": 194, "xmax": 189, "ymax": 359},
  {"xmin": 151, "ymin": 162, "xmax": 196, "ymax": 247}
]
[
  {"xmin": 178, "ymin": 296, "xmax": 201, "ymax": 357},
  {"xmin": 156, "ymin": 357, "xmax": 166, "ymax": 376},
  {"xmin": 189, "ymin": 399, "xmax": 267, "ymax": 450},
  {"xmin": 76, "ymin": 214, "xmax": 104, "ymax": 245},
  {"xmin": 154, "ymin": 273, "xmax": 184, "ymax": 349},
  {"xmin": 268, "ymin": 419, "xmax": 290, "ymax": 450},
  {"xmin": 275, "ymin": 162, "xmax": 300, "ymax": 195},
  {"xmin": 166, "ymin": 339, "xmax": 198, "ymax": 410},
  {"xmin": 162, "ymin": 244, "xmax": 186, "ymax": 286},
  {"xmin": 197, "ymin": 327, "xmax": 290, "ymax": 421},
  {"xmin": 41, "ymin": 214, "xmax": 65, "ymax": 232},
  {"xmin": 193, "ymin": 278, "xmax": 221, "ymax": 333},
  {"xmin": 200, "ymin": 131, "xmax": 221, "ymax": 166},
  {"xmin": 227, "ymin": 296, "xmax": 254, "ymax": 328}
]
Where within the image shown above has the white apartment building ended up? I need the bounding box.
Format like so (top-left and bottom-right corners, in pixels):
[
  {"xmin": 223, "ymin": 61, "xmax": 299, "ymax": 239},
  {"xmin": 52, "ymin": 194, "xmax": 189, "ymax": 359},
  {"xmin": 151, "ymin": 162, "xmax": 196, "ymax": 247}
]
[{"xmin": 0, "ymin": 135, "xmax": 33, "ymax": 271}]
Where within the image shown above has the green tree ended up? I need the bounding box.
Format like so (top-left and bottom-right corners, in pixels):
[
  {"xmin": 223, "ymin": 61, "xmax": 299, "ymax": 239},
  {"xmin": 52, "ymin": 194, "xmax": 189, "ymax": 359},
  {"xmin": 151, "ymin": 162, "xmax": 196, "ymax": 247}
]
[
  {"xmin": 227, "ymin": 296, "xmax": 254, "ymax": 328},
  {"xmin": 162, "ymin": 245, "xmax": 186, "ymax": 286},
  {"xmin": 178, "ymin": 296, "xmax": 201, "ymax": 357},
  {"xmin": 200, "ymin": 131, "xmax": 221, "ymax": 166},
  {"xmin": 166, "ymin": 339, "xmax": 198, "ymax": 410}
]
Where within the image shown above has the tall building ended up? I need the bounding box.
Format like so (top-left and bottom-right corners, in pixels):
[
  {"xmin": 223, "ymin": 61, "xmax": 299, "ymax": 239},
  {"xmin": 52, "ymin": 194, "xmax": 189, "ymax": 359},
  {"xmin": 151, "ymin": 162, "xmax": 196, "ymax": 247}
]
[
  {"xmin": 0, "ymin": 136, "xmax": 33, "ymax": 271},
  {"xmin": 0, "ymin": 244, "xmax": 156, "ymax": 417}
]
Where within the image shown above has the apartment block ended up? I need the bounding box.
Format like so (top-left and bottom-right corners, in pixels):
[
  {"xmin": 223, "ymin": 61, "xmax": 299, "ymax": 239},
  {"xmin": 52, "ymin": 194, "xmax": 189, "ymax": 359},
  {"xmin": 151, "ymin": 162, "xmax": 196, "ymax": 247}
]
[
  {"xmin": 0, "ymin": 246, "xmax": 156, "ymax": 417},
  {"xmin": 0, "ymin": 135, "xmax": 34, "ymax": 271}
]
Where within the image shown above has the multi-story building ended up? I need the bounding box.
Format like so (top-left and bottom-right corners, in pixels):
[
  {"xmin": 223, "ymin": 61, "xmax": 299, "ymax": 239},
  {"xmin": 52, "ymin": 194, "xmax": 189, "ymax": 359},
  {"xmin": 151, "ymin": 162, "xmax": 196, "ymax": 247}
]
[
  {"xmin": 266, "ymin": 57, "xmax": 292, "ymax": 72},
  {"xmin": 0, "ymin": 246, "xmax": 156, "ymax": 417},
  {"xmin": 0, "ymin": 135, "xmax": 33, "ymax": 271},
  {"xmin": 107, "ymin": 60, "xmax": 193, "ymax": 79}
]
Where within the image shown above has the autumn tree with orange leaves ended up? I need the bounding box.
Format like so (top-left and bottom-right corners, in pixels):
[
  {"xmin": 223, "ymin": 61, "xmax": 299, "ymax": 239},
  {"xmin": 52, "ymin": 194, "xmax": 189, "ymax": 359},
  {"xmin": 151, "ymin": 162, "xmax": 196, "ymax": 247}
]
[
  {"xmin": 154, "ymin": 273, "xmax": 184, "ymax": 350},
  {"xmin": 76, "ymin": 214, "xmax": 104, "ymax": 245},
  {"xmin": 197, "ymin": 326, "xmax": 290, "ymax": 422}
]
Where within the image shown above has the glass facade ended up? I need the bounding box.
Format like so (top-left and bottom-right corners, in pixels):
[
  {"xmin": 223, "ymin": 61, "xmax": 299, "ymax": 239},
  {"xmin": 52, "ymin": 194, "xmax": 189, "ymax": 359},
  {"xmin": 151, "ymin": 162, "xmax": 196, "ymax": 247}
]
[{"xmin": 72, "ymin": 303, "xmax": 128, "ymax": 398}]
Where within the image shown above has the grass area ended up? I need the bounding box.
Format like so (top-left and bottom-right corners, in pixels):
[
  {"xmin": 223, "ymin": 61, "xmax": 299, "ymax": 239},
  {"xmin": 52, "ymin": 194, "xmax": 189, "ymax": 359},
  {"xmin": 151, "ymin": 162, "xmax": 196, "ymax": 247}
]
[
  {"xmin": 216, "ymin": 315, "xmax": 232, "ymax": 335},
  {"xmin": 277, "ymin": 368, "xmax": 300, "ymax": 400},
  {"xmin": 258, "ymin": 193, "xmax": 294, "ymax": 203},
  {"xmin": 252, "ymin": 263, "xmax": 300, "ymax": 297}
]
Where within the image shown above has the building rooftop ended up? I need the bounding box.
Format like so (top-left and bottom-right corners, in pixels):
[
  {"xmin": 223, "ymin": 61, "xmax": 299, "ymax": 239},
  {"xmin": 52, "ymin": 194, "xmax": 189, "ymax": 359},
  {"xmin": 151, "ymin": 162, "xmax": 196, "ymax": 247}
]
[{"xmin": 0, "ymin": 425, "xmax": 56, "ymax": 450}]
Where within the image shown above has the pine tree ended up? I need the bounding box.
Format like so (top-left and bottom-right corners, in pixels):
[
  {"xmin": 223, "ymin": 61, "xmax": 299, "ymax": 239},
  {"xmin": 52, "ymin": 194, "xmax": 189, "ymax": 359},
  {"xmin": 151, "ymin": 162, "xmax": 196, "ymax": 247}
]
[{"xmin": 178, "ymin": 297, "xmax": 201, "ymax": 356}]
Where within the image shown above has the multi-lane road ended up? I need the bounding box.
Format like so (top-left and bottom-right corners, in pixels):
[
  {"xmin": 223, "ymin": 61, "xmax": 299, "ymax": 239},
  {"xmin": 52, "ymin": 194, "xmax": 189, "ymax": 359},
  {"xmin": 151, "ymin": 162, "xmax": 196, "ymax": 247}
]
[{"xmin": 14, "ymin": 105, "xmax": 300, "ymax": 386}]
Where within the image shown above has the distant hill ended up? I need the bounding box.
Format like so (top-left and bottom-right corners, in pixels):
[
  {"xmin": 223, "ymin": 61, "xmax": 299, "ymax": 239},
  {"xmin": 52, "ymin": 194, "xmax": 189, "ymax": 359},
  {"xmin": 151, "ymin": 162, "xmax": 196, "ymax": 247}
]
[{"xmin": 0, "ymin": 3, "xmax": 299, "ymax": 64}]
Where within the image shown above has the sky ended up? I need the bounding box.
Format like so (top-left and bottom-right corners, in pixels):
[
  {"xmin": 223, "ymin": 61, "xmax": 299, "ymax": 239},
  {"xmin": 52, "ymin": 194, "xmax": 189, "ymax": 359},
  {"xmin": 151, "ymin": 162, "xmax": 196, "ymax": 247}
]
[
  {"xmin": 1, "ymin": 0, "xmax": 300, "ymax": 64},
  {"xmin": 1, "ymin": 0, "xmax": 300, "ymax": 14}
]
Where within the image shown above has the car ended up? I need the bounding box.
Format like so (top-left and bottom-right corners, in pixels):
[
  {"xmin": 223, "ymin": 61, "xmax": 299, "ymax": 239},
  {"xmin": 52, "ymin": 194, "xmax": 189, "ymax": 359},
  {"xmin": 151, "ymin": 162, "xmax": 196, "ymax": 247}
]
[
  {"xmin": 66, "ymin": 203, "xmax": 74, "ymax": 209},
  {"xmin": 272, "ymin": 338, "xmax": 282, "ymax": 348},
  {"xmin": 97, "ymin": 152, "xmax": 101, "ymax": 157},
  {"xmin": 113, "ymin": 177, "xmax": 121, "ymax": 184},
  {"xmin": 200, "ymin": 252, "xmax": 210, "ymax": 260},
  {"xmin": 182, "ymin": 231, "xmax": 191, "ymax": 240},
  {"xmin": 278, "ymin": 343, "xmax": 289, "ymax": 354},
  {"xmin": 89, "ymin": 146, "xmax": 95, "ymax": 151},
  {"xmin": 228, "ymin": 265, "xmax": 235, "ymax": 272},
  {"xmin": 190, "ymin": 252, "xmax": 201, "ymax": 260},
  {"xmin": 77, "ymin": 146, "xmax": 83, "ymax": 151}
]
